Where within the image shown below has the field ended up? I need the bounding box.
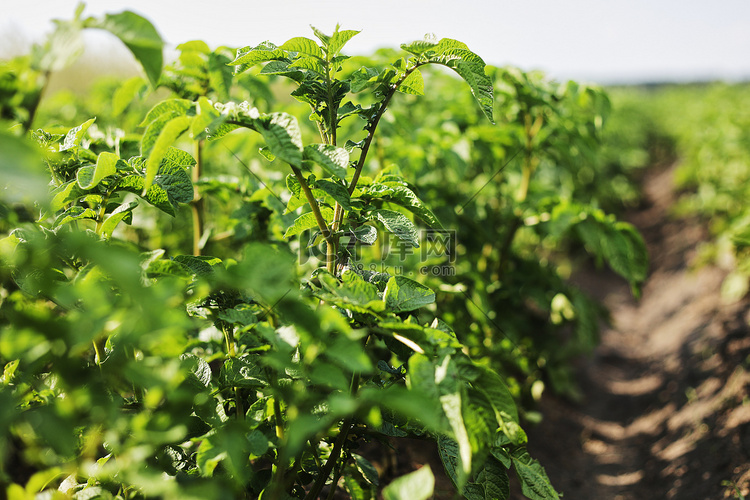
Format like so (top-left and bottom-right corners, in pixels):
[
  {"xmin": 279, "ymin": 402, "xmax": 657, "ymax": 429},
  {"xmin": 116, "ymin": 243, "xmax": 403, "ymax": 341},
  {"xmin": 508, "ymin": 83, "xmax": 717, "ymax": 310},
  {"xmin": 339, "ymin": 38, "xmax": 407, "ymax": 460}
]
[{"xmin": 1, "ymin": 7, "xmax": 749, "ymax": 500}]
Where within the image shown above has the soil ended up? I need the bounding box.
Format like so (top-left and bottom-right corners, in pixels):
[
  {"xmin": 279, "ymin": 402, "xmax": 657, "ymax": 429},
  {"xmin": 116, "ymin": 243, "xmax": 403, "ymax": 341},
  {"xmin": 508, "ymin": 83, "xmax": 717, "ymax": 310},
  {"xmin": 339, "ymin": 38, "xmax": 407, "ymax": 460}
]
[
  {"xmin": 372, "ymin": 162, "xmax": 750, "ymax": 499},
  {"xmin": 517, "ymin": 162, "xmax": 750, "ymax": 500}
]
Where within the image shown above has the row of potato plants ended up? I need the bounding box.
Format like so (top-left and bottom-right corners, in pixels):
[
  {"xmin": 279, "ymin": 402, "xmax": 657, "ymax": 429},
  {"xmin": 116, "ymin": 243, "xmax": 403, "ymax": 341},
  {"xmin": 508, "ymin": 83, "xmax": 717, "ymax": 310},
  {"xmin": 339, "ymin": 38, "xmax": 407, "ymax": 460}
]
[
  {"xmin": 618, "ymin": 83, "xmax": 750, "ymax": 302},
  {"xmin": 0, "ymin": 5, "xmax": 647, "ymax": 500}
]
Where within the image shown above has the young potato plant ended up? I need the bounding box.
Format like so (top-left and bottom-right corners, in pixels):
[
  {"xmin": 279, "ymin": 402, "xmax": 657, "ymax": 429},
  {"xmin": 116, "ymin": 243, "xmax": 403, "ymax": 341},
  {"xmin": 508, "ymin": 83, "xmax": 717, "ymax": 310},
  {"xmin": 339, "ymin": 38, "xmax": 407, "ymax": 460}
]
[
  {"xmin": 357, "ymin": 62, "xmax": 649, "ymax": 400},
  {"xmin": 0, "ymin": 11, "xmax": 560, "ymax": 500}
]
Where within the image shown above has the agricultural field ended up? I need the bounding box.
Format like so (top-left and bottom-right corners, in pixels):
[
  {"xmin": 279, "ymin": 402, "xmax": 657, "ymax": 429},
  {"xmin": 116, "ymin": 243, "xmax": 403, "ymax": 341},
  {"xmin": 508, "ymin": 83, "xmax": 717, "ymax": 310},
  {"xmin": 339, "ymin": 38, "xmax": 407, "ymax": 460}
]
[{"xmin": 1, "ymin": 6, "xmax": 749, "ymax": 500}]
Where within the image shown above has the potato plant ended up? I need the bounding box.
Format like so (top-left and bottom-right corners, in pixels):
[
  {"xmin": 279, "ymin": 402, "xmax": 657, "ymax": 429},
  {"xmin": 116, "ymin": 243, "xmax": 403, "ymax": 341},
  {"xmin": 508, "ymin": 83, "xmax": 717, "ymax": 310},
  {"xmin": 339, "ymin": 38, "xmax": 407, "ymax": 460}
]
[
  {"xmin": 0, "ymin": 7, "xmax": 571, "ymax": 500},
  {"xmin": 355, "ymin": 61, "xmax": 648, "ymax": 399}
]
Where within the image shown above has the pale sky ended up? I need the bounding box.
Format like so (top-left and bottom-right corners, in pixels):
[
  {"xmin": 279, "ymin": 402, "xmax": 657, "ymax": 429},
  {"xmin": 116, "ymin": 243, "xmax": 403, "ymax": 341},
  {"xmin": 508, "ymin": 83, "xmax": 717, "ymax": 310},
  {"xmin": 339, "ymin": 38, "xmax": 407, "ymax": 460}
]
[{"xmin": 2, "ymin": 0, "xmax": 749, "ymax": 84}]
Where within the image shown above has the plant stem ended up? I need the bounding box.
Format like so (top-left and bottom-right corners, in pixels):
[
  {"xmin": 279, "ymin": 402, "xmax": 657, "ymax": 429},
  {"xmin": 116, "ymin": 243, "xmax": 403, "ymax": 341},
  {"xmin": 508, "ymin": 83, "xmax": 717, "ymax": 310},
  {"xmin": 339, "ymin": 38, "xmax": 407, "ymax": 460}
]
[
  {"xmin": 191, "ymin": 139, "xmax": 205, "ymax": 256},
  {"xmin": 325, "ymin": 456, "xmax": 347, "ymax": 500},
  {"xmin": 22, "ymin": 70, "xmax": 50, "ymax": 133},
  {"xmin": 223, "ymin": 324, "xmax": 236, "ymax": 358},
  {"xmin": 304, "ymin": 373, "xmax": 360, "ymax": 500},
  {"xmin": 323, "ymin": 66, "xmax": 422, "ymax": 274},
  {"xmin": 290, "ymin": 165, "xmax": 335, "ymax": 272},
  {"xmin": 345, "ymin": 65, "xmax": 421, "ymax": 198},
  {"xmin": 499, "ymin": 111, "xmax": 543, "ymax": 273},
  {"xmin": 92, "ymin": 338, "xmax": 106, "ymax": 366},
  {"xmin": 94, "ymin": 189, "xmax": 113, "ymax": 236}
]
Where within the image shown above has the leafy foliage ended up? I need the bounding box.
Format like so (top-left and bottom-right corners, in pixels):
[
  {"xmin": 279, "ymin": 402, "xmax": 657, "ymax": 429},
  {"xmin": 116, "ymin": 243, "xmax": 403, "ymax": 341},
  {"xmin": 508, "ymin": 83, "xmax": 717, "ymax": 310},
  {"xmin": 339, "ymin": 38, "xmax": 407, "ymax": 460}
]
[{"xmin": 0, "ymin": 6, "xmax": 650, "ymax": 500}]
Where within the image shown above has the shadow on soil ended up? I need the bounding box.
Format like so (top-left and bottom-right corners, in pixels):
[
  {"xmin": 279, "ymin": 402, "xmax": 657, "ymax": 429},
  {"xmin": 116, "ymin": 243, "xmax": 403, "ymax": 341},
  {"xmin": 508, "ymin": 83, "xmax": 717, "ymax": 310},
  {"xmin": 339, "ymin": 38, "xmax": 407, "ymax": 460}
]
[{"xmin": 521, "ymin": 163, "xmax": 750, "ymax": 500}]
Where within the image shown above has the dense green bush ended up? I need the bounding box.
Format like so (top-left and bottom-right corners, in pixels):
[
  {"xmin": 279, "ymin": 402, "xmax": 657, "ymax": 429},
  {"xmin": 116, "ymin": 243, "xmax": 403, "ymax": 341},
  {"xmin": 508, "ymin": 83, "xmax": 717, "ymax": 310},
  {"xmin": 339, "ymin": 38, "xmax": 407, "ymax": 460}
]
[{"xmin": 0, "ymin": 6, "xmax": 648, "ymax": 499}]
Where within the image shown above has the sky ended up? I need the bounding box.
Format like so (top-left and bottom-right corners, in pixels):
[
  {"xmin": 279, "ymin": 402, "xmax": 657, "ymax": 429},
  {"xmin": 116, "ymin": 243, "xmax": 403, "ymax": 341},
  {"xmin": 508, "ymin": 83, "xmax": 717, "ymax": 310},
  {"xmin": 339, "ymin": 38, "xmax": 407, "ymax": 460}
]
[{"xmin": 2, "ymin": 0, "xmax": 750, "ymax": 84}]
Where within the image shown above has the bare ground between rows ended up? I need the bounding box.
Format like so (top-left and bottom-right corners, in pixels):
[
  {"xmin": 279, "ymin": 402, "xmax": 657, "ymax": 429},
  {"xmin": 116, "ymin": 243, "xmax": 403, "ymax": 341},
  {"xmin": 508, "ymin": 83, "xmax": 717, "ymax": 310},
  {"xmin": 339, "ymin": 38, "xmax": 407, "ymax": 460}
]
[{"xmin": 517, "ymin": 162, "xmax": 750, "ymax": 500}]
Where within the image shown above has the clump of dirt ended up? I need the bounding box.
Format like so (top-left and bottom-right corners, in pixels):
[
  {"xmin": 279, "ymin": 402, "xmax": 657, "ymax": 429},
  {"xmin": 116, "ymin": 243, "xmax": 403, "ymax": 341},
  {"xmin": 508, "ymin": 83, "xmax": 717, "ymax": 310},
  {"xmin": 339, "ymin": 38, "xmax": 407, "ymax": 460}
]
[{"xmin": 521, "ymin": 163, "xmax": 750, "ymax": 500}]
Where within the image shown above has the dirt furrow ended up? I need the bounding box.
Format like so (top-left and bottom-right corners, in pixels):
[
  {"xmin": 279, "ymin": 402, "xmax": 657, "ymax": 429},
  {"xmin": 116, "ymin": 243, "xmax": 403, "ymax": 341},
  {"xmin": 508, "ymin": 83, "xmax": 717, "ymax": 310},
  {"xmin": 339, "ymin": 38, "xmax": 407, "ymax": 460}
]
[{"xmin": 521, "ymin": 164, "xmax": 750, "ymax": 500}]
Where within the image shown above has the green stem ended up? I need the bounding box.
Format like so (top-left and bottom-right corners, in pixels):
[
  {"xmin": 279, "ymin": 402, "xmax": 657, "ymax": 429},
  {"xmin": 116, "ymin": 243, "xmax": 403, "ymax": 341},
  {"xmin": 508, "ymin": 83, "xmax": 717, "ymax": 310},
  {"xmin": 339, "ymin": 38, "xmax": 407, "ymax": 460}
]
[
  {"xmin": 499, "ymin": 111, "xmax": 543, "ymax": 273},
  {"xmin": 94, "ymin": 189, "xmax": 113, "ymax": 236},
  {"xmin": 191, "ymin": 140, "xmax": 205, "ymax": 256},
  {"xmin": 304, "ymin": 373, "xmax": 360, "ymax": 500},
  {"xmin": 346, "ymin": 64, "xmax": 422, "ymax": 197},
  {"xmin": 92, "ymin": 338, "xmax": 106, "ymax": 366},
  {"xmin": 22, "ymin": 70, "xmax": 50, "ymax": 133},
  {"xmin": 290, "ymin": 165, "xmax": 335, "ymax": 272},
  {"xmin": 223, "ymin": 324, "xmax": 236, "ymax": 358},
  {"xmin": 325, "ymin": 456, "xmax": 347, "ymax": 500},
  {"xmin": 322, "ymin": 66, "xmax": 422, "ymax": 274}
]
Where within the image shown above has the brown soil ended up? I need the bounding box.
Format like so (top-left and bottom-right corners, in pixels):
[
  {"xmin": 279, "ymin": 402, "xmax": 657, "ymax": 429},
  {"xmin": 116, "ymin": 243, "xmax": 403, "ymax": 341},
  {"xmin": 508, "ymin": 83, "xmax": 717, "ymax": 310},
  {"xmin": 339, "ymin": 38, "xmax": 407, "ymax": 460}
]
[{"xmin": 519, "ymin": 163, "xmax": 750, "ymax": 500}]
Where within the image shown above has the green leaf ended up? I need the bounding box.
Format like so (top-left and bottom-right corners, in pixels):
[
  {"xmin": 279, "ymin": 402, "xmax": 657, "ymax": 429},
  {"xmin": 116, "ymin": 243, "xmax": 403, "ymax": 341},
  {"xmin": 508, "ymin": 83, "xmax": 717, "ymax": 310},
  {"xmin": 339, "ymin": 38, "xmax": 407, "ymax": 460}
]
[
  {"xmin": 87, "ymin": 11, "xmax": 164, "ymax": 86},
  {"xmin": 368, "ymin": 183, "xmax": 442, "ymax": 229},
  {"xmin": 315, "ymin": 179, "xmax": 356, "ymax": 209},
  {"xmin": 229, "ymin": 42, "xmax": 287, "ymax": 75},
  {"xmin": 440, "ymin": 391, "xmax": 472, "ymax": 488},
  {"xmin": 207, "ymin": 51, "xmax": 233, "ymax": 101},
  {"xmin": 511, "ymin": 449, "xmax": 559, "ymax": 500},
  {"xmin": 325, "ymin": 336, "xmax": 374, "ymax": 373},
  {"xmin": 352, "ymin": 454, "xmax": 380, "ymax": 486},
  {"xmin": 303, "ymin": 144, "xmax": 349, "ymax": 178},
  {"xmin": 100, "ymin": 200, "xmax": 138, "ymax": 238},
  {"xmin": 0, "ymin": 132, "xmax": 49, "ymax": 207},
  {"xmin": 382, "ymin": 466, "xmax": 434, "ymax": 500},
  {"xmin": 328, "ymin": 29, "xmax": 360, "ymax": 57},
  {"xmin": 113, "ymin": 76, "xmax": 148, "ymax": 116},
  {"xmin": 608, "ymin": 221, "xmax": 648, "ymax": 295},
  {"xmin": 143, "ymin": 115, "xmax": 192, "ymax": 192},
  {"xmin": 310, "ymin": 26, "xmax": 331, "ymax": 46},
  {"xmin": 401, "ymin": 37, "xmax": 494, "ymax": 123},
  {"xmin": 351, "ymin": 225, "xmax": 377, "ymax": 245},
  {"xmin": 470, "ymin": 362, "xmax": 519, "ymax": 423},
  {"xmin": 318, "ymin": 270, "xmax": 383, "ymax": 311},
  {"xmin": 117, "ymin": 151, "xmax": 193, "ymax": 216},
  {"xmin": 217, "ymin": 304, "xmax": 258, "ymax": 326},
  {"xmin": 284, "ymin": 207, "xmax": 333, "ymax": 238},
  {"xmin": 195, "ymin": 424, "xmax": 252, "ymax": 483},
  {"xmin": 575, "ymin": 214, "xmax": 648, "ymax": 296},
  {"xmin": 2, "ymin": 359, "xmax": 20, "ymax": 386},
  {"xmin": 173, "ymin": 255, "xmax": 223, "ymax": 276},
  {"xmin": 281, "ymin": 37, "xmax": 323, "ymax": 58},
  {"xmin": 397, "ymin": 69, "xmax": 425, "ymax": 96},
  {"xmin": 152, "ymin": 167, "xmax": 193, "ymax": 207},
  {"xmin": 373, "ymin": 209, "xmax": 419, "ymax": 247},
  {"xmin": 377, "ymin": 321, "xmax": 460, "ymax": 352},
  {"xmin": 350, "ymin": 67, "xmax": 384, "ymax": 93},
  {"xmin": 144, "ymin": 257, "xmax": 192, "ymax": 278},
  {"xmin": 383, "ymin": 276, "xmax": 435, "ymax": 312},
  {"xmin": 196, "ymin": 433, "xmax": 225, "ymax": 477},
  {"xmin": 463, "ymin": 457, "xmax": 511, "ymax": 500},
  {"xmin": 54, "ymin": 206, "xmax": 97, "ymax": 228},
  {"xmin": 76, "ymin": 152, "xmax": 120, "ymax": 189},
  {"xmin": 60, "ymin": 118, "xmax": 96, "ymax": 152},
  {"xmin": 438, "ymin": 434, "xmax": 471, "ymax": 493},
  {"xmin": 289, "ymin": 56, "xmax": 326, "ymax": 74},
  {"xmin": 139, "ymin": 99, "xmax": 193, "ymax": 129},
  {"xmin": 49, "ymin": 180, "xmax": 81, "ymax": 212},
  {"xmin": 259, "ymin": 59, "xmax": 306, "ymax": 81},
  {"xmin": 180, "ymin": 353, "xmax": 212, "ymax": 388},
  {"xmin": 219, "ymin": 356, "xmax": 267, "ymax": 389},
  {"xmin": 309, "ymin": 363, "xmax": 349, "ymax": 391},
  {"xmin": 255, "ymin": 113, "xmax": 303, "ymax": 167}
]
